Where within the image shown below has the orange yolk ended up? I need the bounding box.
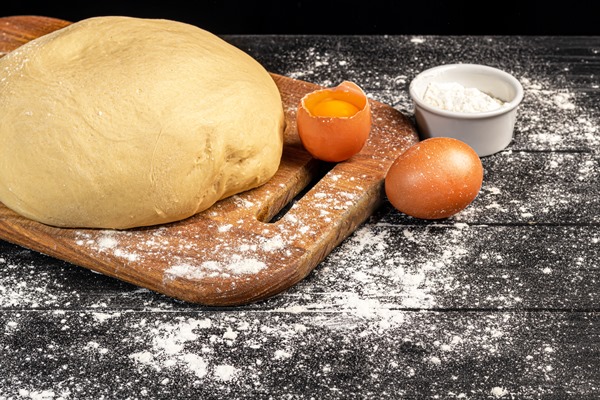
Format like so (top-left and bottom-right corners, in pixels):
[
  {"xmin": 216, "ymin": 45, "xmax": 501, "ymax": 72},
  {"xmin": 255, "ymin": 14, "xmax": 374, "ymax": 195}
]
[{"xmin": 310, "ymin": 98, "xmax": 360, "ymax": 118}]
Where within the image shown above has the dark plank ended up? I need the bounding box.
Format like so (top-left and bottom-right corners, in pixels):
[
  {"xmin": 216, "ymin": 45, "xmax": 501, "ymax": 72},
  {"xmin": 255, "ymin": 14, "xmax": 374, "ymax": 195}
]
[{"xmin": 0, "ymin": 310, "xmax": 598, "ymax": 399}]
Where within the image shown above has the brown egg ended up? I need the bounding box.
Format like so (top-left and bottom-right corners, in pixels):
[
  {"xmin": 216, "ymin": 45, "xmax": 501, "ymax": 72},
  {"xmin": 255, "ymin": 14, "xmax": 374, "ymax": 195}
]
[
  {"xmin": 296, "ymin": 81, "xmax": 371, "ymax": 162},
  {"xmin": 384, "ymin": 137, "xmax": 483, "ymax": 219}
]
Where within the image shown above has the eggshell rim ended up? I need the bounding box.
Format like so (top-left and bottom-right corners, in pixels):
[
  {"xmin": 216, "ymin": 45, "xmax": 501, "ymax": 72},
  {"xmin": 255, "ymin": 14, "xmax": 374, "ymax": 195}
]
[{"xmin": 300, "ymin": 80, "xmax": 370, "ymax": 119}]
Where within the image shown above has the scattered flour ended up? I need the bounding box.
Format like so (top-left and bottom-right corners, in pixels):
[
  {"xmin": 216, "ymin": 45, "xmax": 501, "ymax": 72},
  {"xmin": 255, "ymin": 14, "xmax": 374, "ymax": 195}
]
[
  {"xmin": 518, "ymin": 76, "xmax": 598, "ymax": 150},
  {"xmin": 128, "ymin": 318, "xmax": 213, "ymax": 378},
  {"xmin": 16, "ymin": 389, "xmax": 56, "ymax": 400},
  {"xmin": 96, "ymin": 236, "xmax": 118, "ymax": 250},
  {"xmin": 164, "ymin": 257, "xmax": 267, "ymax": 280},
  {"xmin": 214, "ymin": 364, "xmax": 238, "ymax": 381},
  {"xmin": 124, "ymin": 314, "xmax": 308, "ymax": 390},
  {"xmin": 92, "ymin": 312, "xmax": 121, "ymax": 323},
  {"xmin": 490, "ymin": 386, "xmax": 509, "ymax": 398}
]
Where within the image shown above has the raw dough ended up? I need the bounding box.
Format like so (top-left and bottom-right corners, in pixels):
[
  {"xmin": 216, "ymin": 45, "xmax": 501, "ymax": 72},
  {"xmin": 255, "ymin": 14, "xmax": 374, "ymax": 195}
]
[{"xmin": 0, "ymin": 16, "xmax": 284, "ymax": 229}]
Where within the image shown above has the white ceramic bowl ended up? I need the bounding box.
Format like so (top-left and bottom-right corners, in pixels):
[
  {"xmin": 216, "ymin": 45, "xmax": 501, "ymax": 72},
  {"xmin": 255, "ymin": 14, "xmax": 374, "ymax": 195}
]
[{"xmin": 409, "ymin": 63, "xmax": 524, "ymax": 157}]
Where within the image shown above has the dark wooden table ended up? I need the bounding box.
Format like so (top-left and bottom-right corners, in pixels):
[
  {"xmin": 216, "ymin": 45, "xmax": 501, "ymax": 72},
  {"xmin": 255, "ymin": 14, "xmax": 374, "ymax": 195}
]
[{"xmin": 1, "ymin": 30, "xmax": 599, "ymax": 399}]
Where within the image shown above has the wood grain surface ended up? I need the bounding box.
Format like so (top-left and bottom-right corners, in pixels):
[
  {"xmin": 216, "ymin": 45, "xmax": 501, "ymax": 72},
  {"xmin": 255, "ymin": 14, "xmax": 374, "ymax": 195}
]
[{"xmin": 0, "ymin": 16, "xmax": 418, "ymax": 306}]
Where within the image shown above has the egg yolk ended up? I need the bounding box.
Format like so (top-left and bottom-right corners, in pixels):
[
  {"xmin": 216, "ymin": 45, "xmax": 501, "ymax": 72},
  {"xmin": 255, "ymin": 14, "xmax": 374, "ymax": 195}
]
[{"xmin": 310, "ymin": 98, "xmax": 360, "ymax": 118}]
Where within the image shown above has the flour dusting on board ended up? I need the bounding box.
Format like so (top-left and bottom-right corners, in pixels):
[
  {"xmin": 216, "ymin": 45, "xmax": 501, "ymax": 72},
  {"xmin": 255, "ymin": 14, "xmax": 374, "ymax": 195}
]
[
  {"xmin": 164, "ymin": 257, "xmax": 267, "ymax": 280},
  {"xmin": 73, "ymin": 225, "xmax": 283, "ymax": 281},
  {"xmin": 69, "ymin": 174, "xmax": 366, "ymax": 288}
]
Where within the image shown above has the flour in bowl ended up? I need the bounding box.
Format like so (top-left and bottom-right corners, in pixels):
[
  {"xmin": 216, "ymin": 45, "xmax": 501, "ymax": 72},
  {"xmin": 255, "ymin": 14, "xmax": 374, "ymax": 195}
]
[{"xmin": 423, "ymin": 81, "xmax": 506, "ymax": 113}]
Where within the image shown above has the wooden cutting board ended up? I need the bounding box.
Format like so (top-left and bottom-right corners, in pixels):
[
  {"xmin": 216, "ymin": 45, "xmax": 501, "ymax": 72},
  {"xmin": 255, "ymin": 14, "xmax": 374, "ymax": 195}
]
[{"xmin": 0, "ymin": 16, "xmax": 418, "ymax": 306}]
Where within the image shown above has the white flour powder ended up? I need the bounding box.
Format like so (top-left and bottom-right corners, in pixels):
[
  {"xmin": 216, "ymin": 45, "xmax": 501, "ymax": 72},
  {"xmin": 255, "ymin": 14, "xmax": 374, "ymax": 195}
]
[{"xmin": 422, "ymin": 81, "xmax": 506, "ymax": 112}]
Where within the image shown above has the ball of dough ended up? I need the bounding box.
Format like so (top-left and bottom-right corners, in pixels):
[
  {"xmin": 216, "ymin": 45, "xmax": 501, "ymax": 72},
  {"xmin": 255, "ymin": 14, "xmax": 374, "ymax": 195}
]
[{"xmin": 0, "ymin": 16, "xmax": 284, "ymax": 229}]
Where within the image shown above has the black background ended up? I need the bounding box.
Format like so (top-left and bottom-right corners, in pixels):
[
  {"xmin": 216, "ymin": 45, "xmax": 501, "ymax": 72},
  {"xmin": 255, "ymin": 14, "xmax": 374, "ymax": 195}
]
[{"xmin": 2, "ymin": 1, "xmax": 598, "ymax": 35}]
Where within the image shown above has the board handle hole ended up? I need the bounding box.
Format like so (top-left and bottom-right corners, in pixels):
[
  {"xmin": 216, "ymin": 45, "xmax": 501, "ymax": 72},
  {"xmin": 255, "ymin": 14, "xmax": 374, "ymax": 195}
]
[{"xmin": 264, "ymin": 160, "xmax": 335, "ymax": 224}]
